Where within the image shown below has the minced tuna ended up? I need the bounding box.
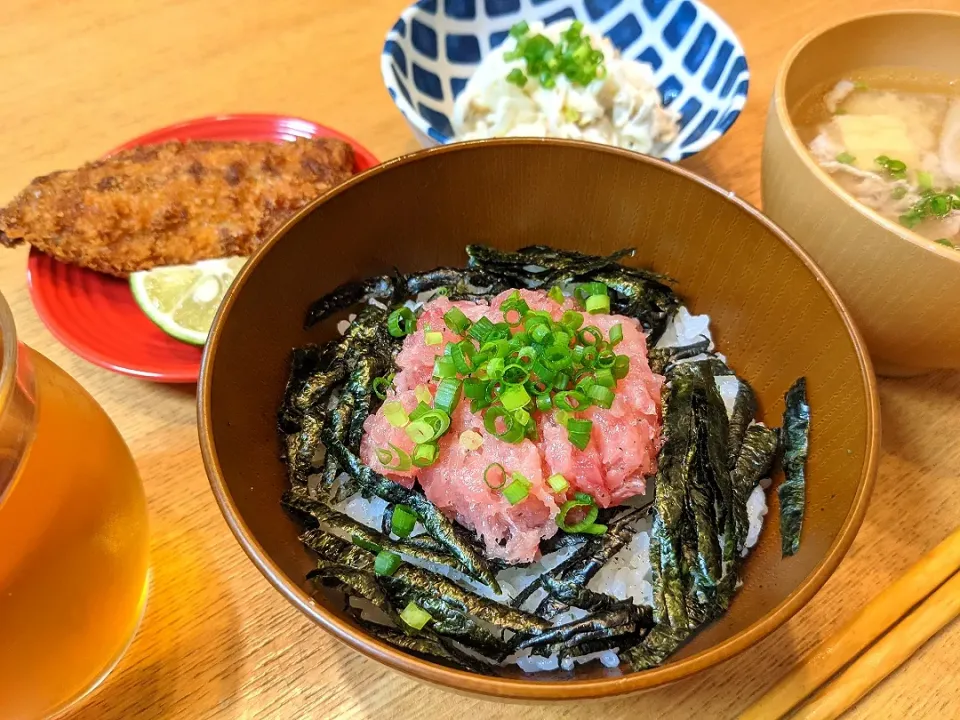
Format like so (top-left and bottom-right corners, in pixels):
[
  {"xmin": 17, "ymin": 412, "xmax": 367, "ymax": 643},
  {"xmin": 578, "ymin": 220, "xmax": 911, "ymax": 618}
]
[{"xmin": 360, "ymin": 289, "xmax": 663, "ymax": 564}]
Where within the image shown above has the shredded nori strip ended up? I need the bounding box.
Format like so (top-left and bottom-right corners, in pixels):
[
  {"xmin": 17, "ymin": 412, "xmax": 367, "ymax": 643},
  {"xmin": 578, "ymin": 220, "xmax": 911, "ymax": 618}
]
[
  {"xmin": 358, "ymin": 621, "xmax": 497, "ymax": 675},
  {"xmin": 285, "ymin": 491, "xmax": 473, "ymax": 573},
  {"xmin": 648, "ymin": 337, "xmax": 712, "ymax": 375},
  {"xmin": 779, "ymin": 378, "xmax": 810, "ymax": 557},
  {"xmin": 304, "ymin": 274, "xmax": 399, "ymax": 328},
  {"xmin": 315, "ymin": 433, "xmax": 501, "ymax": 592},
  {"xmin": 623, "ymin": 624, "xmax": 688, "ymax": 671},
  {"xmin": 531, "ymin": 508, "xmax": 645, "ymax": 619},
  {"xmin": 283, "ymin": 413, "xmax": 324, "ymax": 486},
  {"xmin": 515, "ymin": 602, "xmax": 652, "ymax": 652},
  {"xmin": 727, "ymin": 377, "xmax": 758, "ymax": 468}
]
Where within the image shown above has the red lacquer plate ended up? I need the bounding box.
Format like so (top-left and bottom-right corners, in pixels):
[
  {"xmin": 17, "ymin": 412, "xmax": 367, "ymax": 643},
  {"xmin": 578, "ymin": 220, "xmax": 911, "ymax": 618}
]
[{"xmin": 26, "ymin": 114, "xmax": 379, "ymax": 383}]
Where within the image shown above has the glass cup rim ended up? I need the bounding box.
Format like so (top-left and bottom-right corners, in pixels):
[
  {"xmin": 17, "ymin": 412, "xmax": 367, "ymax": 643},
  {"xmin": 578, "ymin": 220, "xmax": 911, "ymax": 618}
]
[{"xmin": 0, "ymin": 289, "xmax": 18, "ymax": 419}]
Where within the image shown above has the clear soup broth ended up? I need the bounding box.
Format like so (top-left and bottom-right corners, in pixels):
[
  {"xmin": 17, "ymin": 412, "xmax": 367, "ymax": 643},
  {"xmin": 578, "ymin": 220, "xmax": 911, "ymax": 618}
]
[{"xmin": 795, "ymin": 66, "xmax": 960, "ymax": 249}]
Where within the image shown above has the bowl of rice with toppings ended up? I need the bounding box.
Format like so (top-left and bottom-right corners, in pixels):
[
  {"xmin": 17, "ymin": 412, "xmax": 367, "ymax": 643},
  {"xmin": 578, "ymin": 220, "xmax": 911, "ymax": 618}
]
[{"xmin": 199, "ymin": 139, "xmax": 879, "ymax": 700}]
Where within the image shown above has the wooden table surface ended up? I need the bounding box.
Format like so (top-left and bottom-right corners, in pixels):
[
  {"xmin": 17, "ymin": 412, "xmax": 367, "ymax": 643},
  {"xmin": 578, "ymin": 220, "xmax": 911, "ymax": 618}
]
[{"xmin": 2, "ymin": 0, "xmax": 958, "ymax": 717}]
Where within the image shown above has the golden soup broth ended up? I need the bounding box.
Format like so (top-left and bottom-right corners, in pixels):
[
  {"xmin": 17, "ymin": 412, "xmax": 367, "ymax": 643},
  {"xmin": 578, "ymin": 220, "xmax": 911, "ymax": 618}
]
[{"xmin": 795, "ymin": 66, "xmax": 960, "ymax": 248}]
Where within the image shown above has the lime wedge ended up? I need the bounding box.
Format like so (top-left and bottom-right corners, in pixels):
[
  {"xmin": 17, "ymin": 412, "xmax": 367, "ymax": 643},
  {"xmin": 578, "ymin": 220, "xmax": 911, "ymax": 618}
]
[{"xmin": 130, "ymin": 257, "xmax": 247, "ymax": 346}]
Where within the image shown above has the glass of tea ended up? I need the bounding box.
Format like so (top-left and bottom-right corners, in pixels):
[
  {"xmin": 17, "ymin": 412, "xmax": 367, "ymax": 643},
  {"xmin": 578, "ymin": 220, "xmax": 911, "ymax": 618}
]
[{"xmin": 0, "ymin": 290, "xmax": 150, "ymax": 718}]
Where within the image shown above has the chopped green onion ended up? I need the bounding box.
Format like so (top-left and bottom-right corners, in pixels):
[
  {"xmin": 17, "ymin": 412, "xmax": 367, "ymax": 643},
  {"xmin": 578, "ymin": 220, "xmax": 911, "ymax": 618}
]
[
  {"xmin": 506, "ymin": 67, "xmax": 527, "ymax": 87},
  {"xmin": 554, "ymin": 390, "xmax": 588, "ymax": 411},
  {"xmin": 372, "ymin": 375, "xmax": 392, "ymax": 400},
  {"xmin": 434, "ymin": 378, "xmax": 462, "ymax": 415},
  {"xmin": 400, "ymin": 601, "xmax": 433, "ymax": 630},
  {"xmin": 412, "ymin": 443, "xmax": 439, "ymax": 467},
  {"xmin": 612, "ymin": 355, "xmax": 630, "ymax": 379},
  {"xmin": 383, "ymin": 401, "xmax": 409, "ymax": 428},
  {"xmin": 579, "ymin": 326, "xmax": 603, "ymax": 346},
  {"xmin": 404, "ymin": 409, "xmax": 450, "ymax": 444},
  {"xmin": 450, "ymin": 341, "xmax": 478, "ymax": 374},
  {"xmin": 567, "ymin": 418, "xmax": 593, "ymax": 435},
  {"xmin": 542, "ymin": 345, "xmax": 573, "ymax": 370},
  {"xmin": 391, "ymin": 505, "xmax": 417, "ymax": 538},
  {"xmin": 595, "ymin": 350, "xmax": 616, "ymax": 369},
  {"xmin": 409, "ymin": 401, "xmax": 432, "ymax": 421},
  {"xmin": 406, "ymin": 420, "xmax": 435, "ymax": 445},
  {"xmin": 459, "ymin": 430, "xmax": 484, "ymax": 450},
  {"xmin": 876, "ymin": 155, "xmax": 907, "ymax": 179},
  {"xmin": 443, "ymin": 307, "xmax": 471, "ymax": 335},
  {"xmin": 936, "ymin": 238, "xmax": 955, "ymax": 248},
  {"xmin": 530, "ymin": 323, "xmax": 553, "ymax": 345},
  {"xmin": 585, "ymin": 294, "xmax": 610, "ymax": 314},
  {"xmin": 483, "ymin": 462, "xmax": 507, "ymax": 489},
  {"xmin": 609, "ymin": 324, "xmax": 623, "ymax": 346},
  {"xmin": 414, "ymin": 384, "xmax": 433, "ymax": 405},
  {"xmin": 509, "ymin": 20, "xmax": 529, "ymax": 38},
  {"xmin": 918, "ymin": 170, "xmax": 934, "ymax": 190},
  {"xmin": 502, "ymin": 474, "xmax": 531, "ymax": 505},
  {"xmin": 375, "ymin": 443, "xmax": 412, "ymax": 471},
  {"xmin": 515, "ymin": 346, "xmax": 538, "ymax": 367},
  {"xmin": 594, "ymin": 368, "xmax": 615, "ymax": 388},
  {"xmin": 463, "ymin": 378, "xmax": 488, "ymax": 399},
  {"xmin": 561, "ymin": 310, "xmax": 584, "ymax": 330},
  {"xmin": 548, "ymin": 285, "xmax": 565, "ymax": 304},
  {"xmin": 374, "ymin": 550, "xmax": 403, "ymax": 576},
  {"xmin": 891, "ymin": 185, "xmax": 908, "ymax": 200},
  {"xmin": 575, "ymin": 282, "xmax": 608, "ymax": 302},
  {"xmin": 568, "ymin": 432, "xmax": 590, "ymax": 450},
  {"xmin": 387, "ymin": 307, "xmax": 417, "ymax": 337},
  {"xmin": 514, "ymin": 407, "xmax": 532, "ymax": 427},
  {"xmin": 500, "ymin": 384, "xmax": 531, "ymax": 411},
  {"xmin": 587, "ymin": 384, "xmax": 615, "ymax": 409},
  {"xmin": 557, "ymin": 492, "xmax": 599, "ymax": 532},
  {"xmin": 433, "ymin": 357, "xmax": 457, "ymax": 379},
  {"xmin": 547, "ymin": 473, "xmax": 569, "ymax": 492},
  {"xmin": 486, "ymin": 357, "xmax": 506, "ymax": 380},
  {"xmin": 535, "ymin": 394, "xmax": 553, "ymax": 412},
  {"xmin": 483, "ymin": 406, "xmax": 524, "ymax": 443},
  {"xmin": 468, "ymin": 316, "xmax": 495, "ymax": 342},
  {"xmin": 580, "ymin": 523, "xmax": 607, "ymax": 535},
  {"xmin": 554, "ymin": 409, "xmax": 572, "ymax": 427},
  {"xmin": 835, "ymin": 152, "xmax": 856, "ymax": 165},
  {"xmin": 424, "ymin": 331, "xmax": 444, "ymax": 346},
  {"xmin": 352, "ymin": 534, "xmax": 382, "ymax": 553},
  {"xmin": 502, "ymin": 363, "xmax": 530, "ymax": 385},
  {"xmin": 480, "ymin": 339, "xmax": 510, "ymax": 359}
]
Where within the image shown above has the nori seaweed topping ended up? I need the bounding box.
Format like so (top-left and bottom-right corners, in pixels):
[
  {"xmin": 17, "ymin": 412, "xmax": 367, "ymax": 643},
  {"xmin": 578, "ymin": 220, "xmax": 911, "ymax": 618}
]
[
  {"xmin": 317, "ymin": 434, "xmax": 501, "ymax": 592},
  {"xmin": 305, "ymin": 274, "xmax": 398, "ymax": 328},
  {"xmin": 779, "ymin": 377, "xmax": 810, "ymax": 557},
  {"xmin": 515, "ymin": 602, "xmax": 652, "ymax": 652},
  {"xmin": 648, "ymin": 337, "xmax": 712, "ymax": 375},
  {"xmin": 286, "ymin": 492, "xmax": 475, "ymax": 574},
  {"xmin": 358, "ymin": 621, "xmax": 498, "ymax": 675},
  {"xmin": 727, "ymin": 378, "xmax": 758, "ymax": 467}
]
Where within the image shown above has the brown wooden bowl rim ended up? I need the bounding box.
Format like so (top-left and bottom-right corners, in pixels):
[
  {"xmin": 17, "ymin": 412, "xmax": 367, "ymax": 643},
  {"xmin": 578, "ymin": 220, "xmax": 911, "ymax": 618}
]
[
  {"xmin": 771, "ymin": 8, "xmax": 960, "ymax": 264},
  {"xmin": 198, "ymin": 138, "xmax": 881, "ymax": 700}
]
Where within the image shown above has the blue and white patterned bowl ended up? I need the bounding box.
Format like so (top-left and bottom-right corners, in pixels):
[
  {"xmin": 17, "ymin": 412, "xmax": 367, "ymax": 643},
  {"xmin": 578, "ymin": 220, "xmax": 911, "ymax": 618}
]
[{"xmin": 381, "ymin": 0, "xmax": 749, "ymax": 161}]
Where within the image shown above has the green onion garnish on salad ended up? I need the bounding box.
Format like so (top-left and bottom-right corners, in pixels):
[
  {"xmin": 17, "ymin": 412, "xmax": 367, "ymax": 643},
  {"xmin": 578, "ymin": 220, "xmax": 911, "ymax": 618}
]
[{"xmin": 503, "ymin": 20, "xmax": 606, "ymax": 90}]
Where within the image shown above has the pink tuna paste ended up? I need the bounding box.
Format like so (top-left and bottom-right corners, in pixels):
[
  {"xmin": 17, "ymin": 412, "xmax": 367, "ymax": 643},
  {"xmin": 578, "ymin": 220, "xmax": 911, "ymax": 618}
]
[{"xmin": 360, "ymin": 289, "xmax": 663, "ymax": 564}]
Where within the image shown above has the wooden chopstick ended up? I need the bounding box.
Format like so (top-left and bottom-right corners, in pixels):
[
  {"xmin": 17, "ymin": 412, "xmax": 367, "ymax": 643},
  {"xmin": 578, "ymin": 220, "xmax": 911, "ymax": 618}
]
[
  {"xmin": 790, "ymin": 570, "xmax": 960, "ymax": 720},
  {"xmin": 740, "ymin": 526, "xmax": 960, "ymax": 720}
]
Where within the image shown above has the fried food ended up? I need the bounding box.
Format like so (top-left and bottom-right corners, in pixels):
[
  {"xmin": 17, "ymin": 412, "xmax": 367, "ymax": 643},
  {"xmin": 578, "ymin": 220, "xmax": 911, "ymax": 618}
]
[{"xmin": 0, "ymin": 137, "xmax": 355, "ymax": 276}]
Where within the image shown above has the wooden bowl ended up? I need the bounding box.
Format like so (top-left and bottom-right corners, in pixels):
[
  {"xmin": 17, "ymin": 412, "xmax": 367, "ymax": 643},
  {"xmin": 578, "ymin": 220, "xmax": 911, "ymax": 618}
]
[
  {"xmin": 762, "ymin": 10, "xmax": 960, "ymax": 377},
  {"xmin": 198, "ymin": 140, "xmax": 880, "ymax": 700}
]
